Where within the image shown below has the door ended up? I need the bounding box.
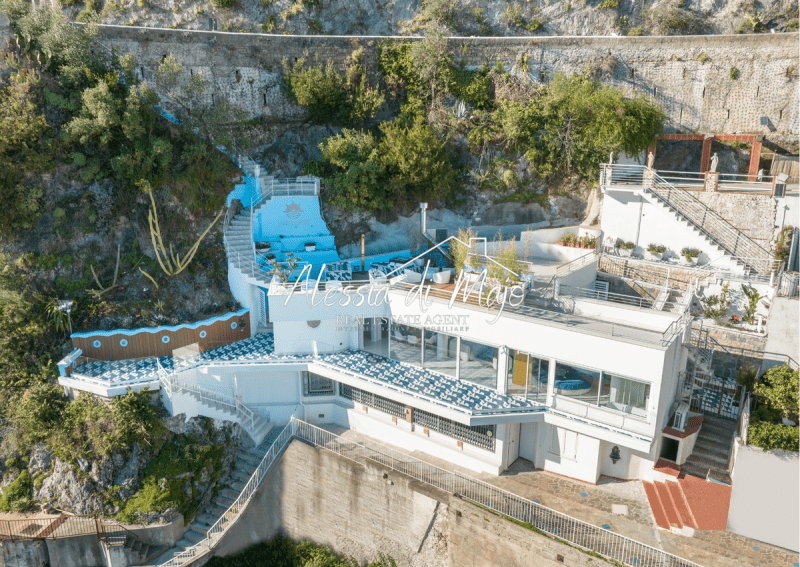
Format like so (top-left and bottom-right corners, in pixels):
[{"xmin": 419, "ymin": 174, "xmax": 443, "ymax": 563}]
[{"xmin": 505, "ymin": 423, "xmax": 520, "ymax": 469}]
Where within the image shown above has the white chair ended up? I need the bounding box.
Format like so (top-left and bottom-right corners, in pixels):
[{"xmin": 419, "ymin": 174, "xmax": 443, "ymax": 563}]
[
  {"xmin": 405, "ymin": 269, "xmax": 423, "ymax": 284},
  {"xmin": 432, "ymin": 271, "xmax": 451, "ymax": 284}
]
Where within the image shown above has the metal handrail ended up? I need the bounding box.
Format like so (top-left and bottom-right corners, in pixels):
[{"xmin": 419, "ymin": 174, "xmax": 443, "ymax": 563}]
[
  {"xmin": 158, "ymin": 364, "xmax": 257, "ymax": 429},
  {"xmin": 156, "ymin": 420, "xmax": 295, "ymax": 567},
  {"xmin": 291, "ymin": 419, "xmax": 706, "ymax": 567},
  {"xmin": 601, "ymin": 165, "xmax": 775, "ymax": 274},
  {"xmin": 555, "ymin": 251, "xmax": 597, "ymax": 278}
]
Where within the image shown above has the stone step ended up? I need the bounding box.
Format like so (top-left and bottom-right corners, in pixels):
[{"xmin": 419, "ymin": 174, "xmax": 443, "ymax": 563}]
[
  {"xmin": 654, "ymin": 481, "xmax": 682, "ymax": 529},
  {"xmin": 195, "ymin": 512, "xmax": 221, "ymax": 528},
  {"xmin": 183, "ymin": 528, "xmax": 206, "ymax": 545},
  {"xmin": 697, "ymin": 427, "xmax": 734, "ymax": 443},
  {"xmin": 693, "ymin": 436, "xmax": 730, "ymax": 453},
  {"xmin": 683, "ymin": 458, "xmax": 731, "ymax": 485},
  {"xmin": 691, "ymin": 445, "xmax": 731, "ymax": 466}
]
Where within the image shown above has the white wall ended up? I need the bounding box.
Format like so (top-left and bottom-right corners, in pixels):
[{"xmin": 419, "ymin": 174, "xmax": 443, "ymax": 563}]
[
  {"xmin": 533, "ymin": 423, "xmax": 602, "ymax": 484},
  {"xmin": 334, "ymin": 402, "xmax": 505, "ymax": 475},
  {"xmin": 557, "ymin": 259, "xmax": 598, "ymax": 288},
  {"xmin": 598, "ymin": 439, "xmax": 654, "ymax": 480},
  {"xmin": 727, "ymin": 441, "xmax": 800, "ymax": 552},
  {"xmin": 272, "ymin": 319, "xmax": 358, "ymax": 354},
  {"xmin": 602, "ymin": 189, "xmax": 741, "ymax": 272}
]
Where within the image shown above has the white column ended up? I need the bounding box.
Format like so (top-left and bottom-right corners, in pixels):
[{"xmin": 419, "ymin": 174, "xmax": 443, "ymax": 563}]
[
  {"xmin": 546, "ymin": 358, "xmax": 557, "ymax": 406},
  {"xmin": 496, "ymin": 345, "xmax": 509, "ymax": 394}
]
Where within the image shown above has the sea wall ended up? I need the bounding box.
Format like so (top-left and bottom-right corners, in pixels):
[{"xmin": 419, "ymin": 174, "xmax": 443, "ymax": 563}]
[{"xmin": 88, "ymin": 25, "xmax": 799, "ymax": 136}]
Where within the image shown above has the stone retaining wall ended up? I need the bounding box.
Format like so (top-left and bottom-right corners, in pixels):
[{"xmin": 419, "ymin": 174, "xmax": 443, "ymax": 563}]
[
  {"xmin": 705, "ymin": 324, "xmax": 768, "ymax": 379},
  {"xmin": 90, "ymin": 25, "xmax": 799, "ymax": 136},
  {"xmin": 211, "ymin": 439, "xmax": 609, "ymax": 567}
]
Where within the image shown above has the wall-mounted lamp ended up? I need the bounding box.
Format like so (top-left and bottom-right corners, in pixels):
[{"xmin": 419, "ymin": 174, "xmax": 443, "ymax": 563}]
[{"xmin": 610, "ymin": 446, "xmax": 621, "ymax": 465}]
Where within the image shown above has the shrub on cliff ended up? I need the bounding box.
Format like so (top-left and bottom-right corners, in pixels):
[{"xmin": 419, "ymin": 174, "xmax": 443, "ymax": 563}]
[{"xmin": 283, "ymin": 49, "xmax": 384, "ymax": 125}]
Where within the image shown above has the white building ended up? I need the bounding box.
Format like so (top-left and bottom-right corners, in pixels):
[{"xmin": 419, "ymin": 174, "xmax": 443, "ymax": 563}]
[{"xmin": 64, "ymin": 160, "xmax": 774, "ymax": 487}]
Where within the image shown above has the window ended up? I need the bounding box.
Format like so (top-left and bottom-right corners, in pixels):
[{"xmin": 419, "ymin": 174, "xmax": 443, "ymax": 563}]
[
  {"xmin": 554, "ymin": 362, "xmax": 604, "ymax": 405},
  {"xmin": 506, "ymin": 351, "xmax": 548, "ymax": 403},
  {"xmin": 304, "ymin": 372, "xmax": 335, "ymax": 396},
  {"xmin": 459, "ymin": 338, "xmax": 498, "ymax": 390},
  {"xmin": 608, "ymin": 375, "xmax": 651, "ymax": 417},
  {"xmin": 390, "ymin": 323, "xmax": 423, "ymax": 366},
  {"xmin": 423, "ymin": 331, "xmax": 457, "ymax": 377},
  {"xmin": 361, "ymin": 317, "xmax": 389, "ymax": 358}
]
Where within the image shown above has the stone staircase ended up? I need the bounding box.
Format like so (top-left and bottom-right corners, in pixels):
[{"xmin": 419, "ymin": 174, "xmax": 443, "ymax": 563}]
[
  {"xmin": 682, "ymin": 416, "xmax": 736, "ymax": 485},
  {"xmin": 147, "ymin": 427, "xmax": 284, "ymax": 566},
  {"xmin": 103, "ymin": 528, "xmax": 168, "ymax": 564},
  {"xmin": 642, "ymin": 171, "xmax": 774, "ymax": 274}
]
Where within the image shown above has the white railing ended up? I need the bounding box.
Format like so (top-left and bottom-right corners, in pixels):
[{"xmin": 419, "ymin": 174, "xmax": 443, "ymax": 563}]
[
  {"xmin": 158, "ymin": 366, "xmax": 257, "ymax": 430},
  {"xmin": 600, "ymin": 165, "xmax": 775, "ymax": 274},
  {"xmin": 155, "ymin": 418, "xmax": 705, "ymax": 567},
  {"xmin": 556, "ymin": 283, "xmax": 682, "ymax": 312},
  {"xmin": 292, "ymin": 420, "xmax": 705, "ymax": 567},
  {"xmin": 156, "ymin": 420, "xmax": 295, "ymax": 567}
]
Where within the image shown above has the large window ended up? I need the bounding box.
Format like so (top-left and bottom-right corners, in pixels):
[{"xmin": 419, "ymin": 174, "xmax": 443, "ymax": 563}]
[
  {"xmin": 423, "ymin": 331, "xmax": 457, "ymax": 377},
  {"xmin": 506, "ymin": 351, "xmax": 548, "ymax": 403},
  {"xmin": 553, "ymin": 363, "xmax": 651, "ymax": 419},
  {"xmin": 390, "ymin": 323, "xmax": 423, "ymax": 366},
  {"xmin": 362, "ymin": 317, "xmax": 389, "ymax": 358},
  {"xmin": 459, "ymin": 338, "xmax": 498, "ymax": 390},
  {"xmin": 607, "ymin": 374, "xmax": 651, "ymax": 418},
  {"xmin": 554, "ymin": 362, "xmax": 604, "ymax": 405}
]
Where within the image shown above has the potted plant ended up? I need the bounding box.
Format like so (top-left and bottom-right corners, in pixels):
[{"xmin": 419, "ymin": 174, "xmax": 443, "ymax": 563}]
[
  {"xmin": 559, "ymin": 233, "xmax": 576, "ymax": 247},
  {"xmin": 305, "ymin": 242, "xmax": 316, "ymax": 252},
  {"xmin": 584, "ymin": 236, "xmax": 597, "ymax": 250},
  {"xmin": 646, "ymin": 243, "xmax": 666, "ymax": 261},
  {"xmin": 682, "ymin": 247, "xmax": 700, "ymax": 265},
  {"xmin": 616, "ymin": 240, "xmax": 635, "ymax": 257}
]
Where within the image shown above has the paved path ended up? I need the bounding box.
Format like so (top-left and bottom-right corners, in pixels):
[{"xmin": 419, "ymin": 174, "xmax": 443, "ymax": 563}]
[{"xmin": 321, "ymin": 425, "xmax": 799, "ymax": 567}]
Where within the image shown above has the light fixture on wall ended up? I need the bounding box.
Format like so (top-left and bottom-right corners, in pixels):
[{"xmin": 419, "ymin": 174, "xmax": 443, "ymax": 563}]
[{"xmin": 610, "ymin": 446, "xmax": 621, "ymax": 464}]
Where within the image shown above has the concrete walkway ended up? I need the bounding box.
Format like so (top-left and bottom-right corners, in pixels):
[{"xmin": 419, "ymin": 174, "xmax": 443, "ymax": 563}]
[{"xmin": 320, "ymin": 425, "xmax": 799, "ymax": 567}]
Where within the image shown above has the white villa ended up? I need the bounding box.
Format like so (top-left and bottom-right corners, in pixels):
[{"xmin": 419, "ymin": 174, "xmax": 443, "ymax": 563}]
[{"xmin": 58, "ymin": 157, "xmax": 798, "ymax": 492}]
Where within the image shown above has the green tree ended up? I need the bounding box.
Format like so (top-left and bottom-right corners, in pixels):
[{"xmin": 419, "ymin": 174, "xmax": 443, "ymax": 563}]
[
  {"xmin": 408, "ymin": 24, "xmax": 452, "ymax": 110},
  {"xmin": 65, "ymin": 79, "xmax": 173, "ymax": 186},
  {"xmin": 13, "ymin": 383, "xmax": 67, "ymax": 445},
  {"xmin": 283, "ymin": 50, "xmax": 383, "ymax": 125},
  {"xmin": 0, "ymin": 79, "xmax": 49, "ymax": 233},
  {"xmin": 754, "ymin": 364, "xmax": 799, "ymax": 421},
  {"xmin": 377, "ymin": 114, "xmax": 457, "ymax": 205},
  {"xmin": 319, "ymin": 130, "xmax": 387, "ymax": 211},
  {"xmin": 531, "ymin": 72, "xmax": 665, "ymax": 178}
]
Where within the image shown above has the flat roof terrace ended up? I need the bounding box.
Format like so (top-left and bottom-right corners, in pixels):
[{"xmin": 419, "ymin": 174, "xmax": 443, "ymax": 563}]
[{"xmin": 62, "ymin": 334, "xmax": 543, "ymax": 417}]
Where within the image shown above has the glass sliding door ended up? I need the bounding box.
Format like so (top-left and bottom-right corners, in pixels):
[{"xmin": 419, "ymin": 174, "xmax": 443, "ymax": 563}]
[
  {"xmin": 361, "ymin": 317, "xmax": 389, "ymax": 358},
  {"xmin": 423, "ymin": 331, "xmax": 458, "ymax": 377},
  {"xmin": 459, "ymin": 338, "xmax": 498, "ymax": 390},
  {"xmin": 506, "ymin": 351, "xmax": 548, "ymax": 403},
  {"xmin": 390, "ymin": 323, "xmax": 423, "ymax": 367}
]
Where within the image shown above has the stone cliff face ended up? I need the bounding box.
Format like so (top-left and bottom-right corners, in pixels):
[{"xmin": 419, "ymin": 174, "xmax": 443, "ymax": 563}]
[{"xmin": 81, "ymin": 0, "xmax": 796, "ymax": 38}]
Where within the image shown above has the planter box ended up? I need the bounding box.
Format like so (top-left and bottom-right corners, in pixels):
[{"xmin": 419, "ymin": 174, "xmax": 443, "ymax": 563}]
[
  {"xmin": 645, "ymin": 252, "xmax": 663, "ymax": 261},
  {"xmin": 617, "ymin": 249, "xmax": 632, "ymax": 257}
]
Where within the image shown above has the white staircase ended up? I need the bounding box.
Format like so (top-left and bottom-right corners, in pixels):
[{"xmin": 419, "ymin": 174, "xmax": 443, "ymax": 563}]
[
  {"xmin": 641, "ymin": 171, "xmax": 775, "ymax": 274},
  {"xmin": 160, "ymin": 373, "xmax": 273, "ymax": 446}
]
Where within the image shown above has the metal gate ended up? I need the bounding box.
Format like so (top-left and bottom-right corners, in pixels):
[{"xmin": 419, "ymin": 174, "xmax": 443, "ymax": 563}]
[{"xmin": 690, "ymin": 380, "xmax": 742, "ymax": 421}]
